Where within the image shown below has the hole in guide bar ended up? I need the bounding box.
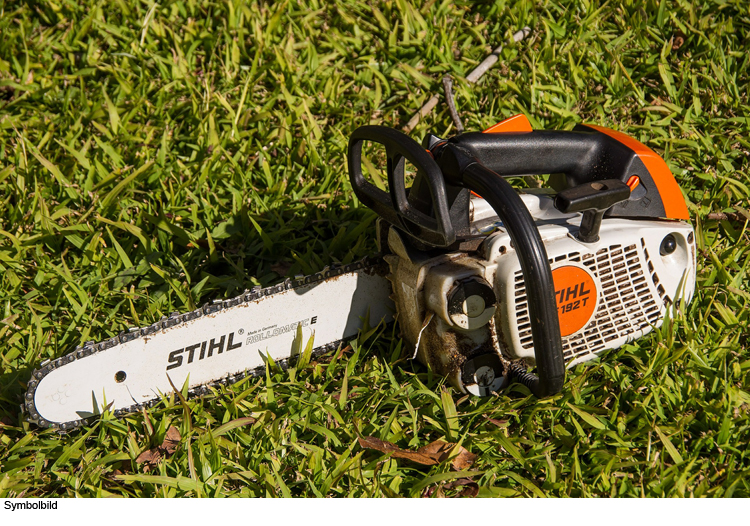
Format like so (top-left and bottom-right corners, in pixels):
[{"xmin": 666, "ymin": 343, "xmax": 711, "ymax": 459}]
[{"xmin": 115, "ymin": 371, "xmax": 127, "ymax": 383}]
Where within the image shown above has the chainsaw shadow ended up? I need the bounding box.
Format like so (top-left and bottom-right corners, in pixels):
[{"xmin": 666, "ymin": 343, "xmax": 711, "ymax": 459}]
[
  {"xmin": 219, "ymin": 203, "xmax": 395, "ymax": 343},
  {"xmin": 200, "ymin": 203, "xmax": 382, "ymax": 295}
]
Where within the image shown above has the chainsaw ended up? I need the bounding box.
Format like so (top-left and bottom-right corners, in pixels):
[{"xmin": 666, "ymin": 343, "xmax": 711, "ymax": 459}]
[{"xmin": 21, "ymin": 114, "xmax": 696, "ymax": 431}]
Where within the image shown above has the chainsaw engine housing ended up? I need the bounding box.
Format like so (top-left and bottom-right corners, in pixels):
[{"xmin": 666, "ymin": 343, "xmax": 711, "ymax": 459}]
[
  {"xmin": 350, "ymin": 115, "xmax": 696, "ymax": 398},
  {"xmin": 383, "ymin": 191, "xmax": 696, "ymax": 396}
]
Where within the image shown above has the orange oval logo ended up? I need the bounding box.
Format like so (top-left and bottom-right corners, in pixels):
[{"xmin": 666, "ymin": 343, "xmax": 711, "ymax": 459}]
[{"xmin": 551, "ymin": 265, "xmax": 598, "ymax": 337}]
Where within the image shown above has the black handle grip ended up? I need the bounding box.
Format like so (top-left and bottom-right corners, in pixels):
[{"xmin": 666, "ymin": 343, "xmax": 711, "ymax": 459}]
[
  {"xmin": 450, "ymin": 129, "xmax": 642, "ymax": 185},
  {"xmin": 348, "ymin": 126, "xmax": 456, "ymax": 247},
  {"xmin": 452, "ymin": 131, "xmax": 600, "ymax": 181}
]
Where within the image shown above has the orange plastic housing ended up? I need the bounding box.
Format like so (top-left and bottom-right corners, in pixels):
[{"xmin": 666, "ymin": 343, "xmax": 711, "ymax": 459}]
[
  {"xmin": 583, "ymin": 124, "xmax": 689, "ymax": 221},
  {"xmin": 483, "ymin": 114, "xmax": 533, "ymax": 133}
]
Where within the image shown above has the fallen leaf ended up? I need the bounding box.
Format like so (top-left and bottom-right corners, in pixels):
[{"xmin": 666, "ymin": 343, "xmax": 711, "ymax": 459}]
[
  {"xmin": 419, "ymin": 440, "xmax": 476, "ymax": 470},
  {"xmin": 707, "ymin": 211, "xmax": 744, "ymax": 223},
  {"xmin": 417, "ymin": 440, "xmax": 453, "ymax": 463},
  {"xmin": 486, "ymin": 418, "xmax": 508, "ymax": 427},
  {"xmin": 162, "ymin": 426, "xmax": 181, "ymax": 454},
  {"xmin": 451, "ymin": 448, "xmax": 478, "ymax": 471},
  {"xmin": 135, "ymin": 448, "xmax": 162, "ymax": 472},
  {"xmin": 444, "ymin": 478, "xmax": 479, "ymax": 498},
  {"xmin": 358, "ymin": 437, "xmax": 477, "ymax": 470},
  {"xmin": 136, "ymin": 426, "xmax": 182, "ymax": 472},
  {"xmin": 423, "ymin": 478, "xmax": 479, "ymax": 498},
  {"xmin": 336, "ymin": 344, "xmax": 352, "ymax": 359},
  {"xmin": 358, "ymin": 436, "xmax": 439, "ymax": 465}
]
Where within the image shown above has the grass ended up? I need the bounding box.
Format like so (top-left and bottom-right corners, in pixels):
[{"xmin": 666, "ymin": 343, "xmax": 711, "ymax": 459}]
[{"xmin": 0, "ymin": 0, "xmax": 749, "ymax": 497}]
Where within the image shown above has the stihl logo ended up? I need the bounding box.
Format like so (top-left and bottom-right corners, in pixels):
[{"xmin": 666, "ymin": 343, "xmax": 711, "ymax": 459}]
[
  {"xmin": 555, "ymin": 281, "xmax": 592, "ymax": 308},
  {"xmin": 550, "ymin": 265, "xmax": 599, "ymax": 337},
  {"xmin": 166, "ymin": 332, "xmax": 242, "ymax": 371}
]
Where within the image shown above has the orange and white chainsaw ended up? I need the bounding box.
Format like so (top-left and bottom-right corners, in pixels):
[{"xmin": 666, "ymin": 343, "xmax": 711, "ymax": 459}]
[{"xmin": 22, "ymin": 114, "xmax": 695, "ymax": 430}]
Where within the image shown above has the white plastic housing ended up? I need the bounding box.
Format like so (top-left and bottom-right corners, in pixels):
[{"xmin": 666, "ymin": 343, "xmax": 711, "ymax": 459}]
[
  {"xmin": 387, "ymin": 191, "xmax": 696, "ymax": 394},
  {"xmin": 486, "ymin": 208, "xmax": 695, "ymax": 365}
]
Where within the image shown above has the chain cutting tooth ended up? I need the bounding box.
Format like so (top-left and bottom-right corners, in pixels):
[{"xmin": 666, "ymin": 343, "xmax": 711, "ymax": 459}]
[
  {"xmin": 164, "ymin": 313, "xmax": 181, "ymax": 328},
  {"xmin": 120, "ymin": 327, "xmax": 141, "ymax": 344},
  {"xmin": 203, "ymin": 299, "xmax": 223, "ymax": 315},
  {"xmin": 183, "ymin": 308, "xmax": 203, "ymax": 322},
  {"xmin": 224, "ymin": 296, "xmax": 243, "ymax": 308},
  {"xmin": 142, "ymin": 320, "xmax": 162, "ymax": 336},
  {"xmin": 100, "ymin": 337, "xmax": 119, "ymax": 350}
]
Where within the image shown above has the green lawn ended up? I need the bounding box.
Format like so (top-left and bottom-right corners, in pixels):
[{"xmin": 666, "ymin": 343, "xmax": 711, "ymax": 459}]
[{"xmin": 1, "ymin": 0, "xmax": 749, "ymax": 497}]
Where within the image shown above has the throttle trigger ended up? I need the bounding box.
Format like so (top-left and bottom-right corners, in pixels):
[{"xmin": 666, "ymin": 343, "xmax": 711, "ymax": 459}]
[{"xmin": 554, "ymin": 179, "xmax": 630, "ymax": 243}]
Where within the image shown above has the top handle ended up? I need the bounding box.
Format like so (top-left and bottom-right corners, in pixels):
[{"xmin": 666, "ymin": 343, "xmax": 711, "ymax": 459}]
[
  {"xmin": 446, "ymin": 123, "xmax": 690, "ymax": 221},
  {"xmin": 348, "ymin": 126, "xmax": 456, "ymax": 247},
  {"xmin": 450, "ymin": 130, "xmax": 622, "ymax": 184}
]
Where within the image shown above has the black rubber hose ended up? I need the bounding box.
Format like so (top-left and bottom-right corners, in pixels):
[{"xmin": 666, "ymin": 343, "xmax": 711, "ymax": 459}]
[
  {"xmin": 463, "ymin": 163, "xmax": 565, "ymax": 397},
  {"xmin": 434, "ymin": 143, "xmax": 565, "ymax": 397}
]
